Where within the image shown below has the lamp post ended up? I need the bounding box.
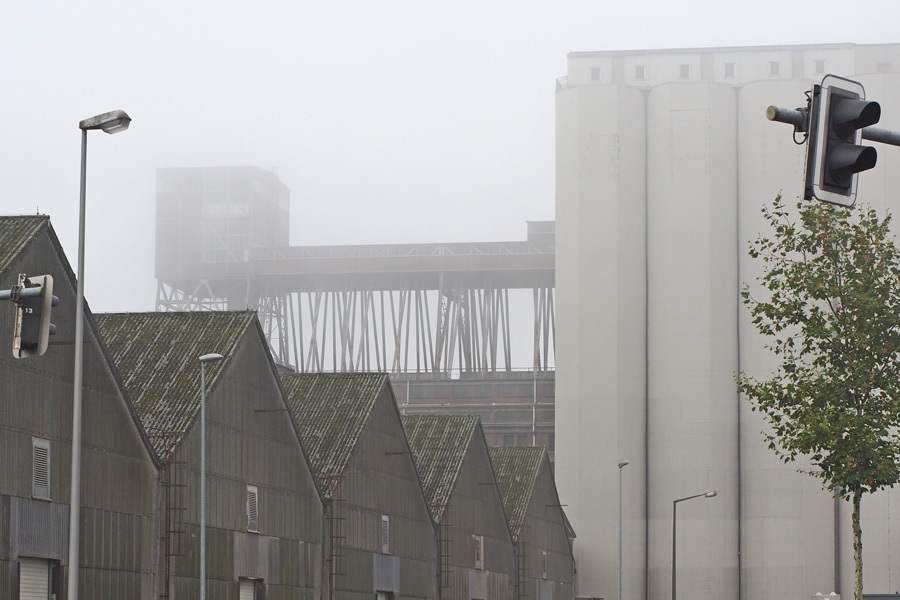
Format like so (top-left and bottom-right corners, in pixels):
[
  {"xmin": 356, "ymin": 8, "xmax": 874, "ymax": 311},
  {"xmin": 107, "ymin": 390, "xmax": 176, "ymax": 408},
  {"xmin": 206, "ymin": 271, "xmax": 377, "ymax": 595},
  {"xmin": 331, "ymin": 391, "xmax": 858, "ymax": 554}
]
[
  {"xmin": 199, "ymin": 353, "xmax": 224, "ymax": 600},
  {"xmin": 68, "ymin": 110, "xmax": 131, "ymax": 600},
  {"xmin": 671, "ymin": 490, "xmax": 716, "ymax": 600},
  {"xmin": 617, "ymin": 461, "xmax": 629, "ymax": 600}
]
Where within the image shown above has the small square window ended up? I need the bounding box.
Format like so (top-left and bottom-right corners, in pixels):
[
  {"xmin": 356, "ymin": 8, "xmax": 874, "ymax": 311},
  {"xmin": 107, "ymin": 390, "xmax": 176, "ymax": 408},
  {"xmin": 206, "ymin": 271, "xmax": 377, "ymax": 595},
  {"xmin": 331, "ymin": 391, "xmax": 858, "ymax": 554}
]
[
  {"xmin": 679, "ymin": 64, "xmax": 690, "ymax": 80},
  {"xmin": 590, "ymin": 67, "xmax": 601, "ymax": 81},
  {"xmin": 32, "ymin": 438, "xmax": 50, "ymax": 499},
  {"xmin": 247, "ymin": 485, "xmax": 259, "ymax": 533},
  {"xmin": 635, "ymin": 65, "xmax": 646, "ymax": 81},
  {"xmin": 723, "ymin": 62, "xmax": 735, "ymax": 78},
  {"xmin": 815, "ymin": 59, "xmax": 826, "ymax": 74},
  {"xmin": 381, "ymin": 515, "xmax": 390, "ymax": 554},
  {"xmin": 769, "ymin": 61, "xmax": 780, "ymax": 77}
]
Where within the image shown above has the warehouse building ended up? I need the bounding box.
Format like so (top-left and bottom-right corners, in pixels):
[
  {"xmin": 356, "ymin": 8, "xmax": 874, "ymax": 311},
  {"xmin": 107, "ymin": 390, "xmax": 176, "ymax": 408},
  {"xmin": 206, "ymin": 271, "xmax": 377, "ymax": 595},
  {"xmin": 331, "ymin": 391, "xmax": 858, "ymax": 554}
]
[
  {"xmin": 490, "ymin": 447, "xmax": 574, "ymax": 600},
  {"xmin": 281, "ymin": 373, "xmax": 436, "ymax": 600},
  {"xmin": 97, "ymin": 311, "xmax": 324, "ymax": 600},
  {"xmin": 0, "ymin": 216, "xmax": 159, "ymax": 598},
  {"xmin": 403, "ymin": 414, "xmax": 517, "ymax": 600}
]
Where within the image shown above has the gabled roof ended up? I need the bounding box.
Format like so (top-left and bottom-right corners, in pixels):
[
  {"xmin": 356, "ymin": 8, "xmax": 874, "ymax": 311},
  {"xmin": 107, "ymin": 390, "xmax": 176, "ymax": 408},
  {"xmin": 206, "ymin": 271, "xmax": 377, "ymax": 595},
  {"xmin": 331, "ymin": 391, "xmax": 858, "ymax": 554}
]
[
  {"xmin": 95, "ymin": 311, "xmax": 254, "ymax": 458},
  {"xmin": 403, "ymin": 414, "xmax": 479, "ymax": 522},
  {"xmin": 280, "ymin": 372, "xmax": 388, "ymax": 498},
  {"xmin": 0, "ymin": 216, "xmax": 47, "ymax": 274},
  {"xmin": 489, "ymin": 446, "xmax": 545, "ymax": 539}
]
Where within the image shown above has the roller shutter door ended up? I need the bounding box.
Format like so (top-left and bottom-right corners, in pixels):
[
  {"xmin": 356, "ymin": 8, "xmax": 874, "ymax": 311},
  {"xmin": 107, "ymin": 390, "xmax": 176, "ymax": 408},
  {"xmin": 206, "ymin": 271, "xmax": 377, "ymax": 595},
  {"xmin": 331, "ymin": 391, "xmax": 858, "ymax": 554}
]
[
  {"xmin": 19, "ymin": 557, "xmax": 50, "ymax": 600},
  {"xmin": 239, "ymin": 579, "xmax": 256, "ymax": 600}
]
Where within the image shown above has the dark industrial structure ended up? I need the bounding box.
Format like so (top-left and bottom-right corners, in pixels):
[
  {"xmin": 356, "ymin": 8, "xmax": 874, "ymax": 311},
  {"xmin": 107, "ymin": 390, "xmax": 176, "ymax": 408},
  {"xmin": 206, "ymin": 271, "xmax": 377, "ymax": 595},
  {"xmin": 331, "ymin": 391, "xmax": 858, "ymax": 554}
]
[{"xmin": 154, "ymin": 167, "xmax": 557, "ymax": 458}]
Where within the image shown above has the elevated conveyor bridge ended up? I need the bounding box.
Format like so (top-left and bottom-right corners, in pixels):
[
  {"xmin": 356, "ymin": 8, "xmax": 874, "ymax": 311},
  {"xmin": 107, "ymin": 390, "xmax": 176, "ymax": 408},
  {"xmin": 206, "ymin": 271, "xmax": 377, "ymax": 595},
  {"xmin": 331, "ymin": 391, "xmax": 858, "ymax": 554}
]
[{"xmin": 157, "ymin": 223, "xmax": 555, "ymax": 375}]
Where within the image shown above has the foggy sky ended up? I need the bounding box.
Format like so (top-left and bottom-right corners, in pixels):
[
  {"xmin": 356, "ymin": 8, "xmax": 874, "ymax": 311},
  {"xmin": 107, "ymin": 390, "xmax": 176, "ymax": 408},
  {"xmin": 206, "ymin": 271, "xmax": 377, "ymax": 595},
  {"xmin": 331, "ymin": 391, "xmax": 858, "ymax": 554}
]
[{"xmin": 2, "ymin": 1, "xmax": 898, "ymax": 312}]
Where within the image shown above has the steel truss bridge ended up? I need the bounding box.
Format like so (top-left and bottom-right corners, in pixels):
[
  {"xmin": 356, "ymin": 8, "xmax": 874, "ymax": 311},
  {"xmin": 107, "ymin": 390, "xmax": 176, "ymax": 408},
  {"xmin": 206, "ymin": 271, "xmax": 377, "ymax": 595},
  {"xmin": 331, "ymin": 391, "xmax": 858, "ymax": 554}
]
[{"xmin": 156, "ymin": 231, "xmax": 555, "ymax": 375}]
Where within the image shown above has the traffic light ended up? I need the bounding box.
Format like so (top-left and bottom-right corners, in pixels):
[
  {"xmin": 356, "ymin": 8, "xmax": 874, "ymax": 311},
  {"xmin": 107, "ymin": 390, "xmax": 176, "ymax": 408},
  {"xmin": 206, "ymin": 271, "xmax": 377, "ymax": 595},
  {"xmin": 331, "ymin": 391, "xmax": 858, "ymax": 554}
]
[
  {"xmin": 805, "ymin": 75, "xmax": 881, "ymax": 206},
  {"xmin": 12, "ymin": 274, "xmax": 58, "ymax": 358}
]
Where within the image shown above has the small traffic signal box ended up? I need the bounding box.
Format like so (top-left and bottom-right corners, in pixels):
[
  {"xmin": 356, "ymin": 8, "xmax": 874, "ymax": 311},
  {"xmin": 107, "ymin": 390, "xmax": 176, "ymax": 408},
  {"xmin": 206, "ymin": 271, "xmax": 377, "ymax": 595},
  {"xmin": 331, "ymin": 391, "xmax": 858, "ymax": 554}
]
[
  {"xmin": 12, "ymin": 273, "xmax": 58, "ymax": 358},
  {"xmin": 805, "ymin": 75, "xmax": 881, "ymax": 206}
]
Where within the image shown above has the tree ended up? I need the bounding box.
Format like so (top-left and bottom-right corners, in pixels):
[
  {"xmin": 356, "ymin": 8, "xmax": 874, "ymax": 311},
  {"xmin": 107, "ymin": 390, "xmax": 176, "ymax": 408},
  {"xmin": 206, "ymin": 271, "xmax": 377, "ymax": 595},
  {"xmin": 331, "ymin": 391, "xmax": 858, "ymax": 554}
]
[{"xmin": 738, "ymin": 195, "xmax": 900, "ymax": 600}]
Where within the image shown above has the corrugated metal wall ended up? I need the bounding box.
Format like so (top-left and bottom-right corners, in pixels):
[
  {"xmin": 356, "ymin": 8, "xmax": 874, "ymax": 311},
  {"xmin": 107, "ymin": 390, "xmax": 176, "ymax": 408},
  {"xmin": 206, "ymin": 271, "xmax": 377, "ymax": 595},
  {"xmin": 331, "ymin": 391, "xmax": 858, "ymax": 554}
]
[
  {"xmin": 166, "ymin": 329, "xmax": 323, "ymax": 598},
  {"xmin": 0, "ymin": 224, "xmax": 160, "ymax": 599},
  {"xmin": 331, "ymin": 387, "xmax": 434, "ymax": 600}
]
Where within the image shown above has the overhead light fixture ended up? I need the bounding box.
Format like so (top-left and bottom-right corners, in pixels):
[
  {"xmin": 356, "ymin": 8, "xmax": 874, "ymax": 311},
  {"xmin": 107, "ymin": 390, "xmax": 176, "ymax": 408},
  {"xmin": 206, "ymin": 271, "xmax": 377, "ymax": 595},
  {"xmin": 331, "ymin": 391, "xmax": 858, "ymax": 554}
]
[{"xmin": 79, "ymin": 110, "xmax": 132, "ymax": 134}]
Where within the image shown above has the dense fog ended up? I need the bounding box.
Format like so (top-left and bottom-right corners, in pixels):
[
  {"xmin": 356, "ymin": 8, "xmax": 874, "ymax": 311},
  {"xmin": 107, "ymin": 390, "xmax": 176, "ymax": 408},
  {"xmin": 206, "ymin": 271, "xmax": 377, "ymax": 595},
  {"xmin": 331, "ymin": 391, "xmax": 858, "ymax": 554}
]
[{"xmin": 2, "ymin": 0, "xmax": 897, "ymax": 315}]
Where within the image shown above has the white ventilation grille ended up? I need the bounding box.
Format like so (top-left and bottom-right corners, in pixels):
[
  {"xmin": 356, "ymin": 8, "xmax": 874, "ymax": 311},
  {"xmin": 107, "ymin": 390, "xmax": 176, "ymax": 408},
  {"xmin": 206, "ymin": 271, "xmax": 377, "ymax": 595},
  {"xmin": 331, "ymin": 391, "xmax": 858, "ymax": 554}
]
[
  {"xmin": 381, "ymin": 514, "xmax": 390, "ymax": 554},
  {"xmin": 247, "ymin": 485, "xmax": 259, "ymax": 533},
  {"xmin": 474, "ymin": 534, "xmax": 484, "ymax": 570},
  {"xmin": 32, "ymin": 438, "xmax": 50, "ymax": 499}
]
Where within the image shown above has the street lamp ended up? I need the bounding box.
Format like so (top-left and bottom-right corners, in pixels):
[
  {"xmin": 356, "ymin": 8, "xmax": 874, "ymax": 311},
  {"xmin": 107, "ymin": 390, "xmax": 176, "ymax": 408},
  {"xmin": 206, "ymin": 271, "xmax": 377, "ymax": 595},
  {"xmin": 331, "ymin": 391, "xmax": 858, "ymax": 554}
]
[
  {"xmin": 671, "ymin": 490, "xmax": 716, "ymax": 600},
  {"xmin": 617, "ymin": 461, "xmax": 629, "ymax": 600},
  {"xmin": 68, "ymin": 110, "xmax": 131, "ymax": 600},
  {"xmin": 199, "ymin": 352, "xmax": 224, "ymax": 600}
]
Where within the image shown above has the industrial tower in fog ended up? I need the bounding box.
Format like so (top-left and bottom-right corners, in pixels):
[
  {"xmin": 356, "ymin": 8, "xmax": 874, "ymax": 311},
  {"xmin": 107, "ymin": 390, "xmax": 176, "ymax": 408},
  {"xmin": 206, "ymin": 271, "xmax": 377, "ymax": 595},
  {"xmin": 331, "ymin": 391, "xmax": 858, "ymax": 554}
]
[{"xmin": 555, "ymin": 43, "xmax": 900, "ymax": 600}]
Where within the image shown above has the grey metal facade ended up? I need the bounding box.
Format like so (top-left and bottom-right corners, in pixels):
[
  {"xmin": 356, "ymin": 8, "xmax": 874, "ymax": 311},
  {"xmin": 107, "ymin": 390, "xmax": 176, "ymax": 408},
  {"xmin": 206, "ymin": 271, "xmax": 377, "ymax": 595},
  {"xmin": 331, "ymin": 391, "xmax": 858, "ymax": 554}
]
[
  {"xmin": 396, "ymin": 373, "xmax": 556, "ymax": 464},
  {"xmin": 0, "ymin": 217, "xmax": 160, "ymax": 599},
  {"xmin": 96, "ymin": 312, "xmax": 325, "ymax": 600},
  {"xmin": 332, "ymin": 385, "xmax": 435, "ymax": 600},
  {"xmin": 280, "ymin": 374, "xmax": 437, "ymax": 600},
  {"xmin": 490, "ymin": 448, "xmax": 574, "ymax": 600},
  {"xmin": 169, "ymin": 329, "xmax": 323, "ymax": 600},
  {"xmin": 404, "ymin": 415, "xmax": 518, "ymax": 600}
]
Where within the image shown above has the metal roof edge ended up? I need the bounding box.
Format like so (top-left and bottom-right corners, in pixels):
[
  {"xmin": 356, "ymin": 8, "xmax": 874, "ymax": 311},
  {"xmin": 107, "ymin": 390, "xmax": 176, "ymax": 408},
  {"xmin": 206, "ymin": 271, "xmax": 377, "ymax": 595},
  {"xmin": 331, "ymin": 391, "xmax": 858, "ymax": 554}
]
[{"xmin": 249, "ymin": 317, "xmax": 328, "ymax": 506}]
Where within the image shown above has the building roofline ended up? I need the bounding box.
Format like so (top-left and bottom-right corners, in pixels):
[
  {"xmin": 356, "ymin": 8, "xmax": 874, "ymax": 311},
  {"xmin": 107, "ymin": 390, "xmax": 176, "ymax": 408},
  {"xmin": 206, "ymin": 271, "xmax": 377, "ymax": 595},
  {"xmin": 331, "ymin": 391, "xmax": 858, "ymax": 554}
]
[
  {"xmin": 567, "ymin": 41, "xmax": 883, "ymax": 58},
  {"xmin": 11, "ymin": 218, "xmax": 164, "ymax": 470}
]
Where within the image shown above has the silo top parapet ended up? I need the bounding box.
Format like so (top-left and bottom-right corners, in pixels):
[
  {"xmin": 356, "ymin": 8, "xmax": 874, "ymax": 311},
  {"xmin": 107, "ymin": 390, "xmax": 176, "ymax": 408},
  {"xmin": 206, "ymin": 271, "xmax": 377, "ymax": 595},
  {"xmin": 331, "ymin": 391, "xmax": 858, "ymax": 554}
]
[{"xmin": 560, "ymin": 42, "xmax": 900, "ymax": 90}]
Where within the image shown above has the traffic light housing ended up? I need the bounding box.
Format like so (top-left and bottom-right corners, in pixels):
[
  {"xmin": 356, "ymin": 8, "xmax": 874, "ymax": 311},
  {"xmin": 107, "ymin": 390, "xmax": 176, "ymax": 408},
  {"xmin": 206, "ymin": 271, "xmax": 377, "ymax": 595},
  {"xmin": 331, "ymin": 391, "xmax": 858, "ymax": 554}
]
[
  {"xmin": 805, "ymin": 75, "xmax": 881, "ymax": 206},
  {"xmin": 12, "ymin": 274, "xmax": 58, "ymax": 358}
]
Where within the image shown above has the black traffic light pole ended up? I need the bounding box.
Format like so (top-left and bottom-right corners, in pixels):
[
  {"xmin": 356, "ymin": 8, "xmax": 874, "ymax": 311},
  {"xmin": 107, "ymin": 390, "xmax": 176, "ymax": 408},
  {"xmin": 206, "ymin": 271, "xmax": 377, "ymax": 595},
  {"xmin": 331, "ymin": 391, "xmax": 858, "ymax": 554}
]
[{"xmin": 767, "ymin": 105, "xmax": 900, "ymax": 147}]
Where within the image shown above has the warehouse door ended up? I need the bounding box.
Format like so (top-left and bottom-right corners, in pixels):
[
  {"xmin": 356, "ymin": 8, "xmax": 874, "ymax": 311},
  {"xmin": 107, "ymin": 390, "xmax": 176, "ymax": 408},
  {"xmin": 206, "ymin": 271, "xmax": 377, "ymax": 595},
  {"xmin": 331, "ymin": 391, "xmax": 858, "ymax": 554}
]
[
  {"xmin": 239, "ymin": 578, "xmax": 256, "ymax": 600},
  {"xmin": 19, "ymin": 557, "xmax": 50, "ymax": 600}
]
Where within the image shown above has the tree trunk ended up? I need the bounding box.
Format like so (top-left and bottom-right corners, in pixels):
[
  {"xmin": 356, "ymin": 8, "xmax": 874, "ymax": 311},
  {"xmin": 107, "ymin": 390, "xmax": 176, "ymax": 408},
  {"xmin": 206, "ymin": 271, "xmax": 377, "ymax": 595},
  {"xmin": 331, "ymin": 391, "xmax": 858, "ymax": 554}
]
[{"xmin": 852, "ymin": 485, "xmax": 863, "ymax": 600}]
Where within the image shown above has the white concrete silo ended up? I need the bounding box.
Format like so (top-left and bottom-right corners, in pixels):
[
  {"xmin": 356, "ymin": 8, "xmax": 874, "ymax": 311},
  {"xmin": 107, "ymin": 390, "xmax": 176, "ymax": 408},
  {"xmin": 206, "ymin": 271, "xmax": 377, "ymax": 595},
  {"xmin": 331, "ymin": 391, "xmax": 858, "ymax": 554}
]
[
  {"xmin": 645, "ymin": 81, "xmax": 740, "ymax": 600},
  {"xmin": 555, "ymin": 81, "xmax": 648, "ymax": 600}
]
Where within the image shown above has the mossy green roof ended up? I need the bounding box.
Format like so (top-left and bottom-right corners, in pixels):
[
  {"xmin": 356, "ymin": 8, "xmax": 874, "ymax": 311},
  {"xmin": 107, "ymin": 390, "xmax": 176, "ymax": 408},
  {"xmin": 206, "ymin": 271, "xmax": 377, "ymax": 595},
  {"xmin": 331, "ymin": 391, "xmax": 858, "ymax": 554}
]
[
  {"xmin": 403, "ymin": 414, "xmax": 478, "ymax": 522},
  {"xmin": 280, "ymin": 372, "xmax": 388, "ymax": 498},
  {"xmin": 489, "ymin": 445, "xmax": 545, "ymax": 539},
  {"xmin": 0, "ymin": 216, "xmax": 47, "ymax": 274},
  {"xmin": 95, "ymin": 311, "xmax": 254, "ymax": 458}
]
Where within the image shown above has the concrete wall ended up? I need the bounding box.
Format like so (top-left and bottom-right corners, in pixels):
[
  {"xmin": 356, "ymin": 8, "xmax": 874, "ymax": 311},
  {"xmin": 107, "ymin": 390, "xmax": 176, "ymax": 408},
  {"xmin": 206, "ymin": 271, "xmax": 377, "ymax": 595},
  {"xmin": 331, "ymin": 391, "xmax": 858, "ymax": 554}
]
[
  {"xmin": 645, "ymin": 81, "xmax": 739, "ymax": 600},
  {"xmin": 555, "ymin": 82, "xmax": 647, "ymax": 600}
]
